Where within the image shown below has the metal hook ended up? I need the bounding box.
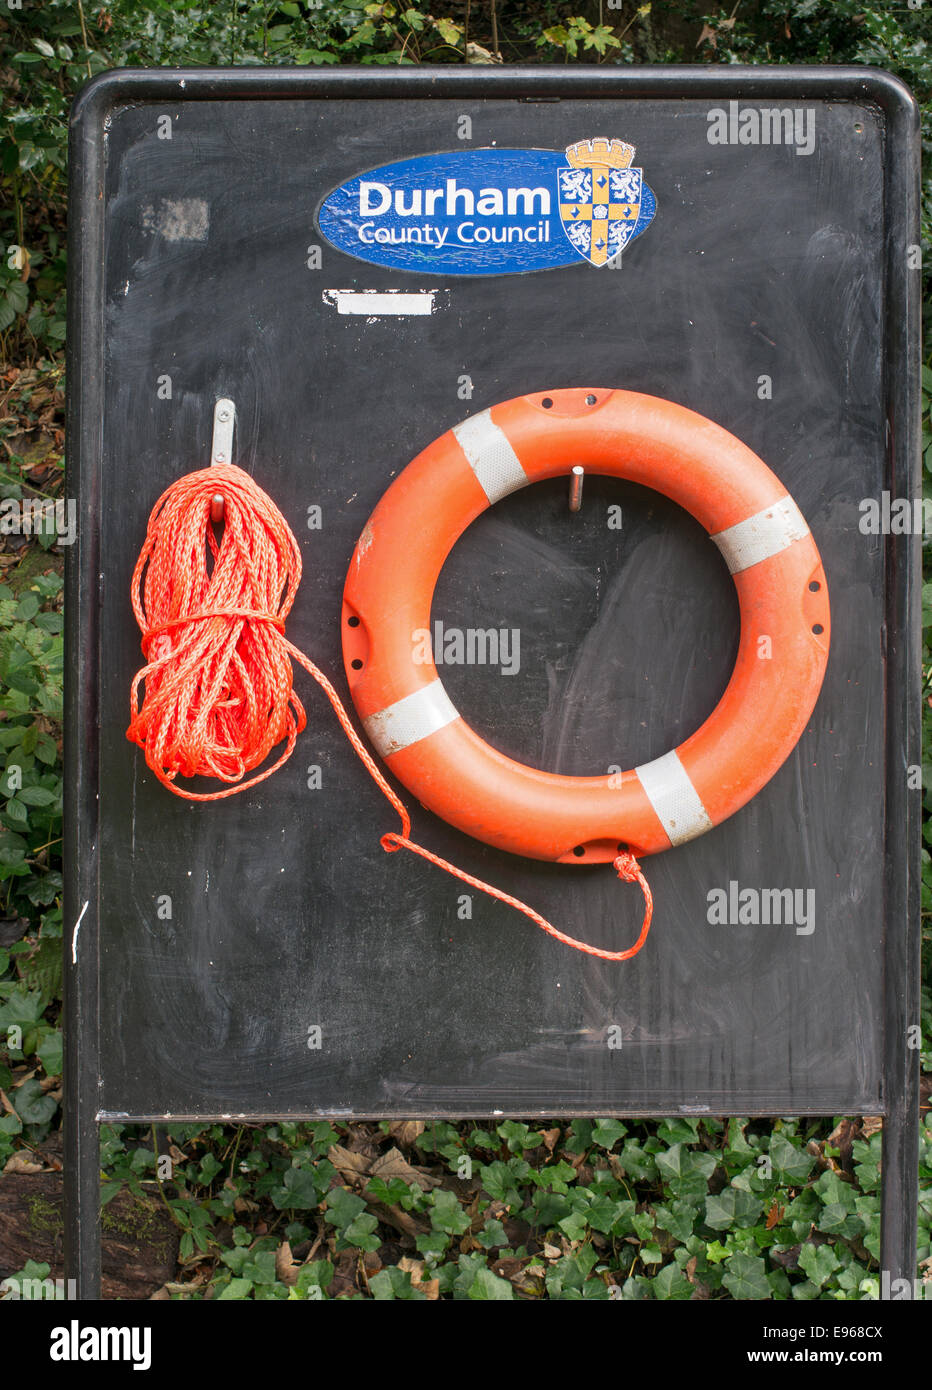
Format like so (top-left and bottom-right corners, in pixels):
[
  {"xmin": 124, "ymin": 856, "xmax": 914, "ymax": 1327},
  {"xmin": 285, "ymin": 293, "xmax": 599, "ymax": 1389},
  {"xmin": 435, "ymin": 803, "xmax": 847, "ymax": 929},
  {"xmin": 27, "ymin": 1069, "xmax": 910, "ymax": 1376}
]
[
  {"xmin": 210, "ymin": 398, "xmax": 235, "ymax": 523},
  {"xmin": 568, "ymin": 465, "xmax": 584, "ymax": 513}
]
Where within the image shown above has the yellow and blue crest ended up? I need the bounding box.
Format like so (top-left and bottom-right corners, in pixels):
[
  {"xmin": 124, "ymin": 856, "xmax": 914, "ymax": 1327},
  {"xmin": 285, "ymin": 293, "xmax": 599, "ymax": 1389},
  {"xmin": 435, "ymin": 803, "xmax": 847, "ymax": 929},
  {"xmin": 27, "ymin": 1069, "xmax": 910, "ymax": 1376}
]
[{"xmin": 558, "ymin": 138, "xmax": 655, "ymax": 267}]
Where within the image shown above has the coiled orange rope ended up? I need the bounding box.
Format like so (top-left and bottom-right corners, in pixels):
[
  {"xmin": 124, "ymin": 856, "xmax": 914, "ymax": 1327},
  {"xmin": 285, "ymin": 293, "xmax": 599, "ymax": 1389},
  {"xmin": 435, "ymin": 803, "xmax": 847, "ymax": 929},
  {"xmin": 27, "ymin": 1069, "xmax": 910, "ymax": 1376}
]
[{"xmin": 126, "ymin": 462, "xmax": 652, "ymax": 961}]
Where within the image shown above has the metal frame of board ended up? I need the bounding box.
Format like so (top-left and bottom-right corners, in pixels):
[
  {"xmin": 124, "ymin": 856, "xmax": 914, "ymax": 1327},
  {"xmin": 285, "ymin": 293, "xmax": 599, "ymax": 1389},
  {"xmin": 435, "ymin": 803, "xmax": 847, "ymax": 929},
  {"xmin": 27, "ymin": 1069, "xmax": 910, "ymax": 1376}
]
[{"xmin": 64, "ymin": 64, "xmax": 921, "ymax": 1300}]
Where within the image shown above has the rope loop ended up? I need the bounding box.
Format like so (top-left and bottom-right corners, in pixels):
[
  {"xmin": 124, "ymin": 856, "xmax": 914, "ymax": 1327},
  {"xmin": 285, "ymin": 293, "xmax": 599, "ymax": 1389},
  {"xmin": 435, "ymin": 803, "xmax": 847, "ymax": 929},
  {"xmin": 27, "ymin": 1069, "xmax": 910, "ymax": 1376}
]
[{"xmin": 127, "ymin": 462, "xmax": 653, "ymax": 960}]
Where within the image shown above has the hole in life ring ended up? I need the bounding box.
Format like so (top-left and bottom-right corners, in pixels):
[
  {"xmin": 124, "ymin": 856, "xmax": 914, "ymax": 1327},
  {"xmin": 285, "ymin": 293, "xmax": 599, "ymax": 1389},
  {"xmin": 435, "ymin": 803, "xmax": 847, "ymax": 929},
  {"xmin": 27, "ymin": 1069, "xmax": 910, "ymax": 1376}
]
[
  {"xmin": 808, "ymin": 581, "xmax": 821, "ymax": 592},
  {"xmin": 541, "ymin": 398, "xmax": 553, "ymax": 409},
  {"xmin": 347, "ymin": 615, "xmax": 360, "ymax": 627},
  {"xmin": 432, "ymin": 476, "xmax": 738, "ymax": 774},
  {"xmin": 572, "ymin": 845, "xmax": 585, "ymax": 857},
  {"xmin": 351, "ymin": 658, "xmax": 364, "ymax": 670},
  {"xmin": 812, "ymin": 624, "xmax": 824, "ymax": 635}
]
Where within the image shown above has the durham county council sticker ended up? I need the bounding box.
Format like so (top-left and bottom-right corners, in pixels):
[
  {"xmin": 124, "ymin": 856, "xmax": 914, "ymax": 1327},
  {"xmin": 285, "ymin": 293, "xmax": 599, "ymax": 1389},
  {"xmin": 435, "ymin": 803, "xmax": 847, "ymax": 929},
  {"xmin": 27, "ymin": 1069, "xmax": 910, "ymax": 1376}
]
[{"xmin": 317, "ymin": 137, "xmax": 657, "ymax": 277}]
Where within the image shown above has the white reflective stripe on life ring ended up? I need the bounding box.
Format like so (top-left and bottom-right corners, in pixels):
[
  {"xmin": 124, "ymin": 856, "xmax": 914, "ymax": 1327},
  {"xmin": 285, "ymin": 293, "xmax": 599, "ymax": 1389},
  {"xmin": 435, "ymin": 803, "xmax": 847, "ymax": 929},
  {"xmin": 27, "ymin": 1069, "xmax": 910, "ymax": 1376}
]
[
  {"xmin": 363, "ymin": 678, "xmax": 459, "ymax": 758},
  {"xmin": 711, "ymin": 495, "xmax": 810, "ymax": 575},
  {"xmin": 635, "ymin": 749, "xmax": 714, "ymax": 847},
  {"xmin": 452, "ymin": 409, "xmax": 529, "ymax": 505}
]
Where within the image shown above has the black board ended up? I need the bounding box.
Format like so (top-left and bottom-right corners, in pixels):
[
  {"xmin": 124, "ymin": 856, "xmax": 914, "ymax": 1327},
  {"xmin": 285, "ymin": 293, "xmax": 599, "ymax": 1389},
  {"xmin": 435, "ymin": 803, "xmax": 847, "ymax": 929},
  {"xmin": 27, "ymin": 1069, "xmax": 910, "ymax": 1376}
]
[{"xmin": 64, "ymin": 66, "xmax": 921, "ymax": 1294}]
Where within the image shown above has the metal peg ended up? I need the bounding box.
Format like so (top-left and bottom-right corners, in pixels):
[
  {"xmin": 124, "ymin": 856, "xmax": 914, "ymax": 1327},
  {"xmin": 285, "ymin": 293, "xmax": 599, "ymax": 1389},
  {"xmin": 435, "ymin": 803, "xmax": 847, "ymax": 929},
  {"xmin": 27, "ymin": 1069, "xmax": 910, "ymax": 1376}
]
[
  {"xmin": 210, "ymin": 398, "xmax": 235, "ymax": 523},
  {"xmin": 568, "ymin": 465, "xmax": 584, "ymax": 513}
]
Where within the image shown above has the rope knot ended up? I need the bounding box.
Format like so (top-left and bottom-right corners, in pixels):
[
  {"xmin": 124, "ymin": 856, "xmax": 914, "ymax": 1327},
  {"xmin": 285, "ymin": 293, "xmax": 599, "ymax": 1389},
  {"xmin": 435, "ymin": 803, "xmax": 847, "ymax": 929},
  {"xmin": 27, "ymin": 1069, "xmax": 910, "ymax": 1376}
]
[
  {"xmin": 613, "ymin": 850, "xmax": 641, "ymax": 882},
  {"xmin": 380, "ymin": 832, "xmax": 405, "ymax": 854}
]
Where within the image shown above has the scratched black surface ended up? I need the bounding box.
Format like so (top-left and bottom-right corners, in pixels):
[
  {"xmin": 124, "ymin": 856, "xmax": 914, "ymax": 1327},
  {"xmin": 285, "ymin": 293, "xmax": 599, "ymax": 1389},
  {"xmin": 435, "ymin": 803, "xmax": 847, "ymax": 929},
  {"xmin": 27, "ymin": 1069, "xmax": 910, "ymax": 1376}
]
[{"xmin": 93, "ymin": 95, "xmax": 886, "ymax": 1118}]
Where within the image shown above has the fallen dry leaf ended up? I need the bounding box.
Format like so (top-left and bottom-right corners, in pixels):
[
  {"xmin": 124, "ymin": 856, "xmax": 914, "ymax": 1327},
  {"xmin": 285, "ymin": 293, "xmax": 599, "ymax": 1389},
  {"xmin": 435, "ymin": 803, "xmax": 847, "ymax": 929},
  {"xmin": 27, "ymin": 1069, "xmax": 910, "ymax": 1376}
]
[
  {"xmin": 330, "ymin": 1248, "xmax": 359, "ymax": 1300},
  {"xmin": 398, "ymin": 1256, "xmax": 439, "ymax": 1300},
  {"xmin": 465, "ymin": 41, "xmax": 502, "ymax": 64},
  {"xmin": 510, "ymin": 1264, "xmax": 545, "ymax": 1297},
  {"xmin": 370, "ymin": 1145, "xmax": 440, "ymax": 1190},
  {"xmin": 388, "ymin": 1120, "xmax": 425, "ymax": 1148},
  {"xmin": 492, "ymin": 1255, "xmax": 526, "ymax": 1281},
  {"xmin": 3, "ymin": 1152, "xmax": 44, "ymax": 1175},
  {"xmin": 328, "ymin": 1143, "xmax": 371, "ymax": 1182},
  {"xmin": 607, "ymin": 1154, "xmax": 628, "ymax": 1183},
  {"xmin": 157, "ymin": 1272, "xmax": 209, "ymax": 1297},
  {"xmin": 826, "ymin": 1117, "xmax": 860, "ymax": 1167},
  {"xmin": 766, "ymin": 1200, "xmax": 786, "ymax": 1230},
  {"xmin": 541, "ymin": 1128, "xmax": 560, "ymax": 1153},
  {"xmin": 861, "ymin": 1116, "xmax": 883, "ymax": 1138},
  {"xmin": 275, "ymin": 1241, "xmax": 301, "ymax": 1287}
]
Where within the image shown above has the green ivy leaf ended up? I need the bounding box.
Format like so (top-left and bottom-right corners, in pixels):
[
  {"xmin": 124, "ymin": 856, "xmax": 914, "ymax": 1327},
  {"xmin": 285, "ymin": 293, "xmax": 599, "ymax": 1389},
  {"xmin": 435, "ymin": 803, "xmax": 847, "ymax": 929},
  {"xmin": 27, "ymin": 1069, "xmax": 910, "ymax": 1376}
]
[
  {"xmin": 798, "ymin": 1241, "xmax": 840, "ymax": 1289},
  {"xmin": 271, "ymin": 1164, "xmax": 326, "ymax": 1210},
  {"xmin": 12, "ymin": 1076, "xmax": 57, "ymax": 1125},
  {"xmin": 430, "ymin": 1187, "xmax": 471, "ymax": 1236},
  {"xmin": 36, "ymin": 1028, "xmax": 62, "ymax": 1078},
  {"xmin": 654, "ymin": 1199, "xmax": 700, "ymax": 1244},
  {"xmin": 369, "ymin": 1266, "xmax": 425, "ymax": 1300},
  {"xmin": 295, "ymin": 1260, "xmax": 332, "ymax": 1299},
  {"xmin": 467, "ymin": 1266, "xmax": 515, "ymax": 1300},
  {"xmin": 216, "ymin": 1277, "xmax": 254, "ymax": 1300},
  {"xmin": 591, "ymin": 1117, "xmax": 627, "ymax": 1149},
  {"xmin": 652, "ymin": 1262, "xmax": 694, "ymax": 1300},
  {"xmin": 557, "ymin": 1209, "xmax": 589, "ymax": 1242},
  {"xmin": 721, "ymin": 1252, "xmax": 770, "ymax": 1300},
  {"xmin": 768, "ymin": 1131, "xmax": 816, "ymax": 1183}
]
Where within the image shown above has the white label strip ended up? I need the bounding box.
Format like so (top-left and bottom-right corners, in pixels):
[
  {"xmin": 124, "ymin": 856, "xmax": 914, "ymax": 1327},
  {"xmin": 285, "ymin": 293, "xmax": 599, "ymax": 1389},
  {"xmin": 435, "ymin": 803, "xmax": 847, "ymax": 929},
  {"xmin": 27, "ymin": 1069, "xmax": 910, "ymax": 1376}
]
[
  {"xmin": 711, "ymin": 495, "xmax": 809, "ymax": 575},
  {"xmin": 452, "ymin": 408, "xmax": 529, "ymax": 505},
  {"xmin": 322, "ymin": 289, "xmax": 441, "ymax": 316},
  {"xmin": 636, "ymin": 749, "xmax": 713, "ymax": 847},
  {"xmin": 363, "ymin": 679, "xmax": 459, "ymax": 757}
]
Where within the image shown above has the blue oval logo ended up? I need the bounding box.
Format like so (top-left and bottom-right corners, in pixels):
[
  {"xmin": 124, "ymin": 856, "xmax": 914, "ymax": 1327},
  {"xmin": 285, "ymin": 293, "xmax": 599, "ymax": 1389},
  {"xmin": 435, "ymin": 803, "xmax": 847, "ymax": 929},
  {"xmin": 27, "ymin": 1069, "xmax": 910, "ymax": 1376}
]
[{"xmin": 318, "ymin": 139, "xmax": 656, "ymax": 277}]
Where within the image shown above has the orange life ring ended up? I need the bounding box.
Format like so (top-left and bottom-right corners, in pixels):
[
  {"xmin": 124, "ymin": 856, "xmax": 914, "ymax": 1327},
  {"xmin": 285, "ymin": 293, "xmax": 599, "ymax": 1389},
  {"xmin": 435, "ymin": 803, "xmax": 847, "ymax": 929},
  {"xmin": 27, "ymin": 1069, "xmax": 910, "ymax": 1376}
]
[{"xmin": 341, "ymin": 388, "xmax": 830, "ymax": 865}]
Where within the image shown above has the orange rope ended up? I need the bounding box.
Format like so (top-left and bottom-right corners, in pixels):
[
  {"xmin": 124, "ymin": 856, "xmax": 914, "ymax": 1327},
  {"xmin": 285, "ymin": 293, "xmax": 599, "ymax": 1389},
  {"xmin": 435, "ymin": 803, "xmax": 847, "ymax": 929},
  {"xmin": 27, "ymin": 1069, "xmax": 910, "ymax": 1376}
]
[{"xmin": 126, "ymin": 463, "xmax": 653, "ymax": 962}]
